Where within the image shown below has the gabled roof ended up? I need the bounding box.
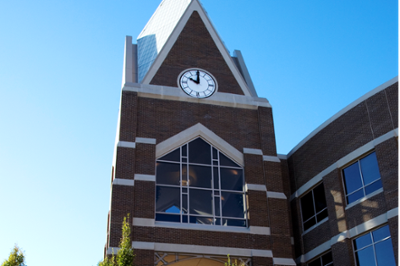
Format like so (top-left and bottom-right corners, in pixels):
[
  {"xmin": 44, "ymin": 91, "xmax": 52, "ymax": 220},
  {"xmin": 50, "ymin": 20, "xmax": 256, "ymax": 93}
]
[
  {"xmin": 137, "ymin": 0, "xmax": 254, "ymax": 97},
  {"xmin": 137, "ymin": 0, "xmax": 191, "ymax": 82}
]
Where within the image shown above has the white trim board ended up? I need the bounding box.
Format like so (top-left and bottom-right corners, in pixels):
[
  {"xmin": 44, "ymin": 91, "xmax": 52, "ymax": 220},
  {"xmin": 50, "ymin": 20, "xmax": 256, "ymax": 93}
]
[
  {"xmin": 113, "ymin": 178, "xmax": 134, "ymax": 187},
  {"xmin": 141, "ymin": 0, "xmax": 253, "ymax": 97},
  {"xmin": 123, "ymin": 83, "xmax": 271, "ymax": 109},
  {"xmin": 287, "ymin": 76, "xmax": 398, "ymax": 158},
  {"xmin": 131, "ymin": 242, "xmax": 273, "ymax": 258},
  {"xmin": 290, "ymin": 128, "xmax": 398, "ymax": 201},
  {"xmin": 156, "ymin": 123, "xmax": 244, "ymax": 166},
  {"xmin": 296, "ymin": 207, "xmax": 398, "ymax": 263},
  {"xmin": 132, "ymin": 217, "xmax": 271, "ymax": 235}
]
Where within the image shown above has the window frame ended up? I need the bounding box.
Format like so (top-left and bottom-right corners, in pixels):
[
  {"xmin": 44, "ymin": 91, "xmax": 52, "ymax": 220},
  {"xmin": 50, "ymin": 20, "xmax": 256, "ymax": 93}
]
[
  {"xmin": 299, "ymin": 182, "xmax": 329, "ymax": 233},
  {"xmin": 352, "ymin": 225, "xmax": 395, "ymax": 266},
  {"xmin": 307, "ymin": 251, "xmax": 334, "ymax": 266},
  {"xmin": 155, "ymin": 137, "xmax": 248, "ymax": 227},
  {"xmin": 341, "ymin": 151, "xmax": 382, "ymax": 205}
]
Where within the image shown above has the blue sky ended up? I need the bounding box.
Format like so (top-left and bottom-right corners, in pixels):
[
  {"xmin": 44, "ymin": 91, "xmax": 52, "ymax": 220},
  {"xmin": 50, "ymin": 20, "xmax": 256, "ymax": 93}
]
[{"xmin": 0, "ymin": 0, "xmax": 397, "ymax": 265}]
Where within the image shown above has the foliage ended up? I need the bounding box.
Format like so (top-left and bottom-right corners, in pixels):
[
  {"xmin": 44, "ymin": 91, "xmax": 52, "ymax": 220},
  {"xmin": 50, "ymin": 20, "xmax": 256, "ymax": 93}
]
[
  {"xmin": 1, "ymin": 245, "xmax": 26, "ymax": 266},
  {"xmin": 116, "ymin": 214, "xmax": 135, "ymax": 266},
  {"xmin": 98, "ymin": 214, "xmax": 135, "ymax": 266},
  {"xmin": 98, "ymin": 253, "xmax": 116, "ymax": 266},
  {"xmin": 225, "ymin": 254, "xmax": 245, "ymax": 266}
]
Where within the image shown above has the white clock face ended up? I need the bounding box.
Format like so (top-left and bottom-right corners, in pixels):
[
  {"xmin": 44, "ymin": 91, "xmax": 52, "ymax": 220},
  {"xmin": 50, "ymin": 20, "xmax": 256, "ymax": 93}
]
[{"xmin": 178, "ymin": 69, "xmax": 217, "ymax": 98}]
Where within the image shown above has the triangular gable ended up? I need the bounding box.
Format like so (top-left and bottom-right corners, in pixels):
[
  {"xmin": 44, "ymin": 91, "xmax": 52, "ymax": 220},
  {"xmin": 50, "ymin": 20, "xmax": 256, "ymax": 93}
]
[
  {"xmin": 156, "ymin": 123, "xmax": 244, "ymax": 166},
  {"xmin": 140, "ymin": 0, "xmax": 252, "ymax": 97}
]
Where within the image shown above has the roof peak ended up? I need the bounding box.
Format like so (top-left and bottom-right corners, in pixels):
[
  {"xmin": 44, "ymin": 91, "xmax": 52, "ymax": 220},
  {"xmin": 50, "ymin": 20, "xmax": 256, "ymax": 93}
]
[{"xmin": 137, "ymin": 0, "xmax": 192, "ymax": 82}]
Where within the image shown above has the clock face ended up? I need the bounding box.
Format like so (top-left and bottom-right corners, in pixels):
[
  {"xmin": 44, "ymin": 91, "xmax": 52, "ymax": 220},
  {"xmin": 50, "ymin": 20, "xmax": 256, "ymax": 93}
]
[{"xmin": 178, "ymin": 69, "xmax": 217, "ymax": 98}]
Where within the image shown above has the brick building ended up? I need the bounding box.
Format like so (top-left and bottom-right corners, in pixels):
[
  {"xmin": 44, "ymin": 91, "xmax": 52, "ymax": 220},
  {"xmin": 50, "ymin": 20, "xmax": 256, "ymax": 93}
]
[{"xmin": 104, "ymin": 0, "xmax": 398, "ymax": 265}]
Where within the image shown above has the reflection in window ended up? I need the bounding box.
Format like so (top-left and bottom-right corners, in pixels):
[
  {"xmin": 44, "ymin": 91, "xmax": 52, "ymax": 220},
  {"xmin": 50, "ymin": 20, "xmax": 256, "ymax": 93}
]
[
  {"xmin": 342, "ymin": 152, "xmax": 382, "ymax": 204},
  {"xmin": 155, "ymin": 138, "xmax": 247, "ymax": 227},
  {"xmin": 353, "ymin": 225, "xmax": 396, "ymax": 266},
  {"xmin": 300, "ymin": 183, "xmax": 328, "ymax": 231},
  {"xmin": 308, "ymin": 251, "xmax": 333, "ymax": 266}
]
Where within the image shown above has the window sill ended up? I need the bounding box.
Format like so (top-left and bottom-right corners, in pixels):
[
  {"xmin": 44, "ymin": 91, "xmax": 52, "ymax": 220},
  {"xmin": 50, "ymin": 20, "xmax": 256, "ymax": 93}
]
[
  {"xmin": 155, "ymin": 221, "xmax": 250, "ymax": 233},
  {"xmin": 302, "ymin": 217, "xmax": 329, "ymax": 236},
  {"xmin": 345, "ymin": 188, "xmax": 384, "ymax": 210}
]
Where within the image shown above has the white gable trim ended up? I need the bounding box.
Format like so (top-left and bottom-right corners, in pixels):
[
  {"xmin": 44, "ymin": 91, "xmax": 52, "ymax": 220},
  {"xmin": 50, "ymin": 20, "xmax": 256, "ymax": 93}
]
[
  {"xmin": 156, "ymin": 123, "xmax": 244, "ymax": 166},
  {"xmin": 141, "ymin": 0, "xmax": 252, "ymax": 97}
]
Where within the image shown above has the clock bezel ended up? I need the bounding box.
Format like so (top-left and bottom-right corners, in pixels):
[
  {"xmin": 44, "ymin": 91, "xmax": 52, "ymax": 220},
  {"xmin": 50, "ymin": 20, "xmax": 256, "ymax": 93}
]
[{"xmin": 177, "ymin": 68, "xmax": 218, "ymax": 99}]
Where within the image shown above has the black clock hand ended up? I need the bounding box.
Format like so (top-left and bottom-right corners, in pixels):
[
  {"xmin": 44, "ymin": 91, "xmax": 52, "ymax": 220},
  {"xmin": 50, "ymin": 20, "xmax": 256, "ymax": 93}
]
[
  {"xmin": 189, "ymin": 77, "xmax": 199, "ymax": 84},
  {"xmin": 196, "ymin": 70, "xmax": 200, "ymax": 83}
]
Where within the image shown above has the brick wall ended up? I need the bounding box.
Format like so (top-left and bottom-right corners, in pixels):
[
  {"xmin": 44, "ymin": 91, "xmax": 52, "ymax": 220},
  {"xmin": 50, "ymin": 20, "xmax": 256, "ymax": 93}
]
[
  {"xmin": 287, "ymin": 83, "xmax": 398, "ymax": 264},
  {"xmin": 150, "ymin": 12, "xmax": 244, "ymax": 96}
]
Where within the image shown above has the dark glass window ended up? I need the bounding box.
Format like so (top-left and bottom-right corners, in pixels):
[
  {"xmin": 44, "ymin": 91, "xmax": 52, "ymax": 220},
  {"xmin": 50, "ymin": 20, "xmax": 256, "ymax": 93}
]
[
  {"xmin": 155, "ymin": 137, "xmax": 247, "ymax": 227},
  {"xmin": 300, "ymin": 183, "xmax": 328, "ymax": 231},
  {"xmin": 308, "ymin": 251, "xmax": 333, "ymax": 266},
  {"xmin": 353, "ymin": 225, "xmax": 396, "ymax": 266},
  {"xmin": 342, "ymin": 152, "xmax": 382, "ymax": 204}
]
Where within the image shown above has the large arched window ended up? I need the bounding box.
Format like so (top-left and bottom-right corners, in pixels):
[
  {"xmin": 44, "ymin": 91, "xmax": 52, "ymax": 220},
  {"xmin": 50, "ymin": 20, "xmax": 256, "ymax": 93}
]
[{"xmin": 155, "ymin": 137, "xmax": 247, "ymax": 227}]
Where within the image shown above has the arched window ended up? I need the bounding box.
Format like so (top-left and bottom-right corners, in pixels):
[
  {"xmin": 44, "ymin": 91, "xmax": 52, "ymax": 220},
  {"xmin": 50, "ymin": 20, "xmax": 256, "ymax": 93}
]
[{"xmin": 155, "ymin": 137, "xmax": 247, "ymax": 227}]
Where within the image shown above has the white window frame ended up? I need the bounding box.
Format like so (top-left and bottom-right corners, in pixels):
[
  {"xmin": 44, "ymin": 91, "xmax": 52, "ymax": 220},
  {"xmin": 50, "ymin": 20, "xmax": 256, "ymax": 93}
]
[
  {"xmin": 307, "ymin": 251, "xmax": 333, "ymax": 266},
  {"xmin": 155, "ymin": 137, "xmax": 248, "ymax": 227},
  {"xmin": 352, "ymin": 225, "xmax": 394, "ymax": 266},
  {"xmin": 300, "ymin": 182, "xmax": 328, "ymax": 233},
  {"xmin": 341, "ymin": 151, "xmax": 382, "ymax": 205}
]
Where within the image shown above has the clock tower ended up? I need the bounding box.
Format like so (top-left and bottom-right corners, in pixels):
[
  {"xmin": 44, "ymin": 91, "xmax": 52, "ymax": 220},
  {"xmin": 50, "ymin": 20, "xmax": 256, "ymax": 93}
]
[{"xmin": 105, "ymin": 0, "xmax": 295, "ymax": 265}]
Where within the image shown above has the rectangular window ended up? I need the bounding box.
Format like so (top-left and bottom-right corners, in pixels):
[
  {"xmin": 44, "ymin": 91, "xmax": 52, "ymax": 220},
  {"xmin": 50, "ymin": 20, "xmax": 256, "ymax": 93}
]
[
  {"xmin": 353, "ymin": 225, "xmax": 396, "ymax": 266},
  {"xmin": 308, "ymin": 251, "xmax": 333, "ymax": 266},
  {"xmin": 342, "ymin": 152, "xmax": 382, "ymax": 204},
  {"xmin": 300, "ymin": 183, "xmax": 328, "ymax": 232}
]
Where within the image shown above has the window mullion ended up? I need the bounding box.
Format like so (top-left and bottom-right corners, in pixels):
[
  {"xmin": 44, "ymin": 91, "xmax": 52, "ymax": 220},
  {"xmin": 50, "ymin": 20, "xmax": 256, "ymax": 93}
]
[
  {"xmin": 372, "ymin": 232, "xmax": 379, "ymax": 266},
  {"xmin": 311, "ymin": 189, "xmax": 317, "ymax": 224},
  {"xmin": 358, "ymin": 160, "xmax": 367, "ymax": 197}
]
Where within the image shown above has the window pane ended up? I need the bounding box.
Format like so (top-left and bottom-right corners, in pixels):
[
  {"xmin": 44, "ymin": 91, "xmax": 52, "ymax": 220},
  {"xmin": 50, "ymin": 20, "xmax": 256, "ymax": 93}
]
[
  {"xmin": 156, "ymin": 186, "xmax": 180, "ymax": 213},
  {"xmin": 372, "ymin": 225, "xmax": 390, "ymax": 242},
  {"xmin": 347, "ymin": 189, "xmax": 365, "ymax": 204},
  {"xmin": 301, "ymin": 192, "xmax": 315, "ymax": 221},
  {"xmin": 316, "ymin": 209, "xmax": 328, "ymax": 223},
  {"xmin": 322, "ymin": 252, "xmax": 333, "ymax": 265},
  {"xmin": 189, "ymin": 138, "xmax": 211, "ymax": 165},
  {"xmin": 220, "ymin": 168, "xmax": 244, "ymax": 191},
  {"xmin": 375, "ymin": 239, "xmax": 396, "ymax": 266},
  {"xmin": 222, "ymin": 219, "xmax": 246, "ymax": 227},
  {"xmin": 343, "ymin": 162, "xmax": 363, "ymax": 194},
  {"xmin": 219, "ymin": 152, "xmax": 240, "ymax": 167},
  {"xmin": 355, "ymin": 246, "xmax": 376, "ymax": 266},
  {"xmin": 189, "ymin": 189, "xmax": 212, "ymax": 216},
  {"xmin": 304, "ymin": 218, "xmax": 316, "ymax": 231},
  {"xmin": 182, "ymin": 194, "xmax": 188, "ymax": 214},
  {"xmin": 182, "ymin": 145, "xmax": 187, "ymax": 157},
  {"xmin": 159, "ymin": 148, "xmax": 180, "ymax": 162},
  {"xmin": 313, "ymin": 183, "xmax": 327, "ymax": 213},
  {"xmin": 221, "ymin": 192, "xmax": 245, "ymax": 218},
  {"xmin": 156, "ymin": 214, "xmax": 180, "ymax": 223},
  {"xmin": 360, "ymin": 153, "xmax": 380, "ymax": 185},
  {"xmin": 156, "ymin": 162, "xmax": 181, "ymax": 185},
  {"xmin": 354, "ymin": 233, "xmax": 372, "ymax": 250},
  {"xmin": 308, "ymin": 258, "xmax": 322, "ymax": 266},
  {"xmin": 182, "ymin": 164, "xmax": 188, "ymax": 185},
  {"xmin": 189, "ymin": 165, "xmax": 212, "ymax": 188},
  {"xmin": 214, "ymin": 196, "xmax": 221, "ymax": 216},
  {"xmin": 365, "ymin": 180, "xmax": 382, "ymax": 195},
  {"xmin": 182, "ymin": 215, "xmax": 188, "ymax": 223},
  {"xmin": 189, "ymin": 216, "xmax": 213, "ymax": 225},
  {"xmin": 212, "ymin": 148, "xmax": 218, "ymax": 159},
  {"xmin": 213, "ymin": 167, "xmax": 219, "ymax": 189}
]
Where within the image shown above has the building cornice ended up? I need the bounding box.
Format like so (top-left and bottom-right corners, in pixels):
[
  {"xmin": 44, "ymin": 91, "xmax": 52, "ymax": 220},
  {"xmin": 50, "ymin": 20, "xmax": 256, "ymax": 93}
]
[
  {"xmin": 287, "ymin": 76, "xmax": 398, "ymax": 158},
  {"xmin": 123, "ymin": 82, "xmax": 271, "ymax": 109}
]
